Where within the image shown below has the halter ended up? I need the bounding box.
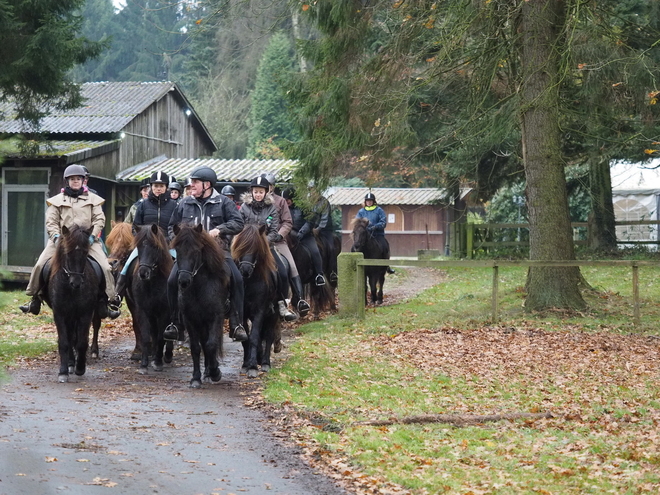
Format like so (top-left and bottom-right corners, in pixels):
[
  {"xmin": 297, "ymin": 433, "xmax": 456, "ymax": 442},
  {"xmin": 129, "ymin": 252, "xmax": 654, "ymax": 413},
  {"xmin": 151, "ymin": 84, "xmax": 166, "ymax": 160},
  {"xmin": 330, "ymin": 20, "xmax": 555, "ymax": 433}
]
[
  {"xmin": 178, "ymin": 261, "xmax": 204, "ymax": 279},
  {"xmin": 239, "ymin": 259, "xmax": 257, "ymax": 271},
  {"xmin": 62, "ymin": 265, "xmax": 86, "ymax": 279}
]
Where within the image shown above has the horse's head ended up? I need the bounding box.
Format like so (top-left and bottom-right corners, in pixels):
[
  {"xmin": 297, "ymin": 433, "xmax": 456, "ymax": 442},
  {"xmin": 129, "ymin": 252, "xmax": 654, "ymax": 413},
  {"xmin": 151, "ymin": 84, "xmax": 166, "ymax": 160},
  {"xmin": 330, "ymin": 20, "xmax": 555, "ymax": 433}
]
[
  {"xmin": 172, "ymin": 224, "xmax": 228, "ymax": 290},
  {"xmin": 231, "ymin": 224, "xmax": 275, "ymax": 282},
  {"xmin": 106, "ymin": 221, "xmax": 134, "ymax": 275},
  {"xmin": 54, "ymin": 225, "xmax": 93, "ymax": 289},
  {"xmin": 133, "ymin": 224, "xmax": 172, "ymax": 281},
  {"xmin": 351, "ymin": 217, "xmax": 370, "ymax": 253}
]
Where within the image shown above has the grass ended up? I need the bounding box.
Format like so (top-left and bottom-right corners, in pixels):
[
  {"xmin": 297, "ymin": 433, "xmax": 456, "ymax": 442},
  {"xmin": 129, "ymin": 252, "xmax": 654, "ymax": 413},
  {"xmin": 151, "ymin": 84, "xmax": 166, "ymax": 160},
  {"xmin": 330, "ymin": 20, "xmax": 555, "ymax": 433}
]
[
  {"xmin": 0, "ymin": 289, "xmax": 55, "ymax": 378},
  {"xmin": 264, "ymin": 265, "xmax": 660, "ymax": 494}
]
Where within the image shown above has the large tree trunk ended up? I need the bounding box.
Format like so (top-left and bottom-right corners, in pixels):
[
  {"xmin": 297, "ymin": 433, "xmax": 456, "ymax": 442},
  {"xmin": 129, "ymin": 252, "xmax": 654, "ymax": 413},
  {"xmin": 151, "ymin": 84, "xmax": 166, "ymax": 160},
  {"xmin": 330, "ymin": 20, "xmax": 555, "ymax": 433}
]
[
  {"xmin": 587, "ymin": 156, "xmax": 617, "ymax": 251},
  {"xmin": 519, "ymin": 0, "xmax": 586, "ymax": 311}
]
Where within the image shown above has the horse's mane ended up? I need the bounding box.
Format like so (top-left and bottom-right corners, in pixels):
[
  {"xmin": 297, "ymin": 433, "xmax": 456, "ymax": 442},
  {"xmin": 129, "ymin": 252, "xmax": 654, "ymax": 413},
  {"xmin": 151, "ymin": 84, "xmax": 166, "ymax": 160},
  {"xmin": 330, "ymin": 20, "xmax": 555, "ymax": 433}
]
[
  {"xmin": 133, "ymin": 224, "xmax": 173, "ymax": 277},
  {"xmin": 350, "ymin": 217, "xmax": 369, "ymax": 240},
  {"xmin": 50, "ymin": 224, "xmax": 91, "ymax": 278},
  {"xmin": 171, "ymin": 225, "xmax": 228, "ymax": 277},
  {"xmin": 232, "ymin": 224, "xmax": 276, "ymax": 284},
  {"xmin": 106, "ymin": 222, "xmax": 133, "ymax": 263}
]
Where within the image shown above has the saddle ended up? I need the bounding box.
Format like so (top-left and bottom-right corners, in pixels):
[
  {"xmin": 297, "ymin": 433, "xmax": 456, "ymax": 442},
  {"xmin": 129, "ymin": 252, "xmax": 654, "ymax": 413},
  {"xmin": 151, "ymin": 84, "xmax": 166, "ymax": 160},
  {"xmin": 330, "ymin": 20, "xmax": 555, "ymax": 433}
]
[{"xmin": 39, "ymin": 256, "xmax": 105, "ymax": 295}]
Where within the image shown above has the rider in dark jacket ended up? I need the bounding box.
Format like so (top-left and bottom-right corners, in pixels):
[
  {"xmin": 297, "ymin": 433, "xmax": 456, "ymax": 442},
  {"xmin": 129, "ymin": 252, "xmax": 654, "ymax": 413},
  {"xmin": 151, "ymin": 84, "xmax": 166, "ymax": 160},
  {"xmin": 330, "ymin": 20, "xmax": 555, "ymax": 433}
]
[
  {"xmin": 134, "ymin": 171, "xmax": 178, "ymax": 233},
  {"xmin": 166, "ymin": 166, "xmax": 247, "ymax": 342},
  {"xmin": 285, "ymin": 189, "xmax": 326, "ymax": 286}
]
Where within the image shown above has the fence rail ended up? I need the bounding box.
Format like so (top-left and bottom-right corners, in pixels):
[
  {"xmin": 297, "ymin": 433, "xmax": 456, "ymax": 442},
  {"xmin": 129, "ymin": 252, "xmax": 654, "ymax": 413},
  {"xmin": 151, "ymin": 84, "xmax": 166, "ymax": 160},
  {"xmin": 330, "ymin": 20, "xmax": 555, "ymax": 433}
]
[{"xmin": 337, "ymin": 253, "xmax": 658, "ymax": 325}]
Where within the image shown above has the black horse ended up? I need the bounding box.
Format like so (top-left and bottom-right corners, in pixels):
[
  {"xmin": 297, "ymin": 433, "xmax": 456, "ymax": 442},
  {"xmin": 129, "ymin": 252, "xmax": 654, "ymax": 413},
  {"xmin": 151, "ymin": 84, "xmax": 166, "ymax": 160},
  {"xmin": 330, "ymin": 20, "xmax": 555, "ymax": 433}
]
[
  {"xmin": 232, "ymin": 224, "xmax": 279, "ymax": 378},
  {"xmin": 351, "ymin": 217, "xmax": 389, "ymax": 305},
  {"xmin": 287, "ymin": 232, "xmax": 335, "ymax": 318},
  {"xmin": 127, "ymin": 224, "xmax": 174, "ymax": 374},
  {"xmin": 44, "ymin": 225, "xmax": 101, "ymax": 382},
  {"xmin": 171, "ymin": 224, "xmax": 230, "ymax": 388}
]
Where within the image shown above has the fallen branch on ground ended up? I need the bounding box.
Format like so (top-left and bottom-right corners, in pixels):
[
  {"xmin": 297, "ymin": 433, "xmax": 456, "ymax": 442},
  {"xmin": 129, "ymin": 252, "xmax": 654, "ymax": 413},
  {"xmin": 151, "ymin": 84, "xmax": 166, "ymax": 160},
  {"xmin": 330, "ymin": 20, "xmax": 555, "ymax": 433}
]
[{"xmin": 353, "ymin": 411, "xmax": 554, "ymax": 427}]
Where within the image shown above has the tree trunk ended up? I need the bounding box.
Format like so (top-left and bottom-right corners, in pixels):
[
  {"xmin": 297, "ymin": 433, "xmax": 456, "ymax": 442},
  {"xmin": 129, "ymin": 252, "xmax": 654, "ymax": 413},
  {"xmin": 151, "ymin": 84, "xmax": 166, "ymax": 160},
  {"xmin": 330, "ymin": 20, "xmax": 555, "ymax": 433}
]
[
  {"xmin": 587, "ymin": 156, "xmax": 617, "ymax": 251},
  {"xmin": 519, "ymin": 0, "xmax": 586, "ymax": 310}
]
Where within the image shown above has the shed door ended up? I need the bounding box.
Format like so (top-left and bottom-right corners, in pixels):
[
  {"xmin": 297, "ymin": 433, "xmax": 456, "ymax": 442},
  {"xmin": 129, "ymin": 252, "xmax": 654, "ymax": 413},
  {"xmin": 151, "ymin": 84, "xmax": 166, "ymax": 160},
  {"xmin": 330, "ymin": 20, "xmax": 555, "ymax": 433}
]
[{"xmin": 2, "ymin": 169, "xmax": 50, "ymax": 267}]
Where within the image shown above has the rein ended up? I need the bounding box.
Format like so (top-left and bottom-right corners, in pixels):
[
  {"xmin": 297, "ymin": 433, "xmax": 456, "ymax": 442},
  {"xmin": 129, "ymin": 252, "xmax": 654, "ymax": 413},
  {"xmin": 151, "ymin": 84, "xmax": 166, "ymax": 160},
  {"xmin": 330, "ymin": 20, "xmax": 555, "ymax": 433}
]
[
  {"xmin": 179, "ymin": 261, "xmax": 204, "ymax": 279},
  {"xmin": 62, "ymin": 265, "xmax": 86, "ymax": 279}
]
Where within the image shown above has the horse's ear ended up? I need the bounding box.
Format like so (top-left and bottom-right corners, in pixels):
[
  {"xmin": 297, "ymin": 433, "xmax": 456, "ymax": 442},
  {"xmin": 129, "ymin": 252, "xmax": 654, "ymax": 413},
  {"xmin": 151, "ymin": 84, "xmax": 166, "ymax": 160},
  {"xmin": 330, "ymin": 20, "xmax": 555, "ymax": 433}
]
[
  {"xmin": 258, "ymin": 224, "xmax": 266, "ymax": 235},
  {"xmin": 151, "ymin": 223, "xmax": 159, "ymax": 235},
  {"xmin": 134, "ymin": 224, "xmax": 142, "ymax": 234},
  {"xmin": 173, "ymin": 224, "xmax": 180, "ymax": 236},
  {"xmin": 195, "ymin": 223, "xmax": 203, "ymax": 233},
  {"xmin": 62, "ymin": 226, "xmax": 70, "ymax": 236},
  {"xmin": 111, "ymin": 220, "xmax": 116, "ymax": 228}
]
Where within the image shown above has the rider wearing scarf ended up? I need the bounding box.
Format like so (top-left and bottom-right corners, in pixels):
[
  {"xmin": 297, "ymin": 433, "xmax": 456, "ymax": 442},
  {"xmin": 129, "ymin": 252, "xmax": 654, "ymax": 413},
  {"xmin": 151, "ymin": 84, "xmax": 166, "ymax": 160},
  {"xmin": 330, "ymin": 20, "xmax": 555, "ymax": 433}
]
[
  {"xmin": 20, "ymin": 164, "xmax": 121, "ymax": 318},
  {"xmin": 356, "ymin": 192, "xmax": 394, "ymax": 272},
  {"xmin": 239, "ymin": 175, "xmax": 298, "ymax": 322}
]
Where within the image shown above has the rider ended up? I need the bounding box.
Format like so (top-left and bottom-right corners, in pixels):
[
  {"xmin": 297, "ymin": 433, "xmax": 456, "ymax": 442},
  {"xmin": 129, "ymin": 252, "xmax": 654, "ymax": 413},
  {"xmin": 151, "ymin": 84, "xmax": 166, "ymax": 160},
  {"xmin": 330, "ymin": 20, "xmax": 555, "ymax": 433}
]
[
  {"xmin": 309, "ymin": 185, "xmax": 338, "ymax": 284},
  {"xmin": 283, "ymin": 188, "xmax": 327, "ymax": 288},
  {"xmin": 263, "ymin": 173, "xmax": 311, "ymax": 317},
  {"xmin": 19, "ymin": 164, "xmax": 121, "ymax": 319},
  {"xmin": 124, "ymin": 178, "xmax": 150, "ymax": 224},
  {"xmin": 168, "ymin": 181, "xmax": 183, "ymax": 203},
  {"xmin": 114, "ymin": 171, "xmax": 179, "ymax": 299},
  {"xmin": 183, "ymin": 177, "xmax": 193, "ymax": 197},
  {"xmin": 166, "ymin": 166, "xmax": 247, "ymax": 342},
  {"xmin": 356, "ymin": 192, "xmax": 394, "ymax": 274},
  {"xmin": 239, "ymin": 175, "xmax": 298, "ymax": 322}
]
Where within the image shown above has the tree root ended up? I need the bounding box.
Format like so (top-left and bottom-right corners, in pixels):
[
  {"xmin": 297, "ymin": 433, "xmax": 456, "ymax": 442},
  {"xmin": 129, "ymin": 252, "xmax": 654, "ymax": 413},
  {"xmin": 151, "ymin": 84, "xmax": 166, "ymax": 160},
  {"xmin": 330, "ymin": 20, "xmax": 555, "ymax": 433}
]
[{"xmin": 353, "ymin": 411, "xmax": 554, "ymax": 427}]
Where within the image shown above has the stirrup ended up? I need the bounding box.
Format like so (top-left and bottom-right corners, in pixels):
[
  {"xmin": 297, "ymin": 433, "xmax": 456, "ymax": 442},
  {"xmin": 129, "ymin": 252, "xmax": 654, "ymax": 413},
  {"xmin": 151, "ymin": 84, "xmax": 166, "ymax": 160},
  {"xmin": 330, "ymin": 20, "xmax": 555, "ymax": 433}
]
[
  {"xmin": 315, "ymin": 274, "xmax": 326, "ymax": 286},
  {"xmin": 164, "ymin": 323, "xmax": 178, "ymax": 341},
  {"xmin": 232, "ymin": 324, "xmax": 248, "ymax": 342},
  {"xmin": 297, "ymin": 299, "xmax": 310, "ymax": 317}
]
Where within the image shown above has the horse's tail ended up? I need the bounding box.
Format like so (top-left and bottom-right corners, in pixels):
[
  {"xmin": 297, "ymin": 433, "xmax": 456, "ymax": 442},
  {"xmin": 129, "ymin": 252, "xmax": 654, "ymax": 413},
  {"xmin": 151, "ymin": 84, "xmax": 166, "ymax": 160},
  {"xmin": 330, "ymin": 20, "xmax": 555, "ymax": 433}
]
[{"xmin": 310, "ymin": 279, "xmax": 335, "ymax": 313}]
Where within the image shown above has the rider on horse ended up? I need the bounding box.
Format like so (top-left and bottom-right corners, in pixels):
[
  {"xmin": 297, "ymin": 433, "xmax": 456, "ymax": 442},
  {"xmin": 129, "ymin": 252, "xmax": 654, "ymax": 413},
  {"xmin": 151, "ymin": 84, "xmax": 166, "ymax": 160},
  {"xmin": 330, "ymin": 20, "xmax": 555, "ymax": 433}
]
[
  {"xmin": 19, "ymin": 164, "xmax": 121, "ymax": 319},
  {"xmin": 308, "ymin": 184, "xmax": 338, "ymax": 284},
  {"xmin": 114, "ymin": 170, "xmax": 179, "ymax": 299},
  {"xmin": 239, "ymin": 175, "xmax": 298, "ymax": 322},
  {"xmin": 168, "ymin": 181, "xmax": 183, "ymax": 203},
  {"xmin": 166, "ymin": 166, "xmax": 248, "ymax": 342},
  {"xmin": 262, "ymin": 173, "xmax": 311, "ymax": 317},
  {"xmin": 124, "ymin": 178, "xmax": 150, "ymax": 224},
  {"xmin": 356, "ymin": 192, "xmax": 395, "ymax": 274}
]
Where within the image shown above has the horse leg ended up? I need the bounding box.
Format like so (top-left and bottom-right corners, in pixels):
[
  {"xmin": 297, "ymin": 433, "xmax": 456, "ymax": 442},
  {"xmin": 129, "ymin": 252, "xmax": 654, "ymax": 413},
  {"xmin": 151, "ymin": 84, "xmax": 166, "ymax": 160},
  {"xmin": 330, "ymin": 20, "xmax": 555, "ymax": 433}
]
[
  {"xmin": 203, "ymin": 318, "xmax": 222, "ymax": 382},
  {"xmin": 164, "ymin": 340, "xmax": 174, "ymax": 364},
  {"xmin": 377, "ymin": 271, "xmax": 385, "ymax": 304},
  {"xmin": 74, "ymin": 318, "xmax": 89, "ymax": 376},
  {"xmin": 136, "ymin": 311, "xmax": 151, "ymax": 374},
  {"xmin": 90, "ymin": 312, "xmax": 101, "ymax": 358},
  {"xmin": 241, "ymin": 340, "xmax": 249, "ymax": 374},
  {"xmin": 188, "ymin": 329, "xmax": 203, "ymax": 388},
  {"xmin": 247, "ymin": 314, "xmax": 263, "ymax": 378},
  {"xmin": 151, "ymin": 316, "xmax": 165, "ymax": 372},
  {"xmin": 54, "ymin": 315, "xmax": 70, "ymax": 382},
  {"xmin": 260, "ymin": 316, "xmax": 276, "ymax": 373},
  {"xmin": 128, "ymin": 298, "xmax": 142, "ymax": 361}
]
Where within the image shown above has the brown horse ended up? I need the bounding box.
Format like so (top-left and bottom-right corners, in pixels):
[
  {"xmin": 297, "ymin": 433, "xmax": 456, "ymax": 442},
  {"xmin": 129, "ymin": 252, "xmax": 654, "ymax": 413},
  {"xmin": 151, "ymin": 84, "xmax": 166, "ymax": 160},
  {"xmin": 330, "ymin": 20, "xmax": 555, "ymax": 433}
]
[{"xmin": 106, "ymin": 221, "xmax": 141, "ymax": 360}]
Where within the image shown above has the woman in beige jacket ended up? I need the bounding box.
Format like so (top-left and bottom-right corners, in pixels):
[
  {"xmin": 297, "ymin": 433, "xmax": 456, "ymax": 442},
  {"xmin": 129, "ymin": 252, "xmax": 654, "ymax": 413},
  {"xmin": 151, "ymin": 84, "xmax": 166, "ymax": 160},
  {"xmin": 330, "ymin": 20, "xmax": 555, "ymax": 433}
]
[{"xmin": 19, "ymin": 164, "xmax": 120, "ymax": 319}]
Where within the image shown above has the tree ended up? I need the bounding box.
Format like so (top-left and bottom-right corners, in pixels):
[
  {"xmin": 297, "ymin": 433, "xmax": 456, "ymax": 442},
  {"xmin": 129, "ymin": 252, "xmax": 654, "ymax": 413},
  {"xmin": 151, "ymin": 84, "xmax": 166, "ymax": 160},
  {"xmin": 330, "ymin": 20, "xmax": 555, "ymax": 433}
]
[
  {"xmin": 0, "ymin": 0, "xmax": 104, "ymax": 131},
  {"xmin": 287, "ymin": 0, "xmax": 657, "ymax": 310},
  {"xmin": 247, "ymin": 31, "xmax": 298, "ymax": 158}
]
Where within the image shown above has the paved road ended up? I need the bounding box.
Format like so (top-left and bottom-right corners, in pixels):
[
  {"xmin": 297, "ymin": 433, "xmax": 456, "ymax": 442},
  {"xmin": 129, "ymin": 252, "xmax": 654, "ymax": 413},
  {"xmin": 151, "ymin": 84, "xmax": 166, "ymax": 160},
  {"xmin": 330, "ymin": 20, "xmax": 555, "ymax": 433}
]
[{"xmin": 0, "ymin": 335, "xmax": 347, "ymax": 495}]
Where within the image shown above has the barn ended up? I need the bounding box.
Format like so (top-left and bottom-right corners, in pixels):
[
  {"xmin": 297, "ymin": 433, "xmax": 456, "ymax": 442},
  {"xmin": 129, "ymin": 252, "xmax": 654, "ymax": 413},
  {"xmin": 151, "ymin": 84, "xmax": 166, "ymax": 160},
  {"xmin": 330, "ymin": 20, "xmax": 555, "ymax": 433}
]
[
  {"xmin": 0, "ymin": 81, "xmax": 216, "ymax": 278},
  {"xmin": 326, "ymin": 187, "xmax": 473, "ymax": 257}
]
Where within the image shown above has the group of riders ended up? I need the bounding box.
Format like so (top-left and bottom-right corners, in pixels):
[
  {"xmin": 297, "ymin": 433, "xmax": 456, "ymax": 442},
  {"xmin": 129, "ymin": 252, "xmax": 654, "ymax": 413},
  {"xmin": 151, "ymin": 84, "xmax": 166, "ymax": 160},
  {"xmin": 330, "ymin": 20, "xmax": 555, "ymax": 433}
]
[{"xmin": 18, "ymin": 164, "xmax": 390, "ymax": 349}]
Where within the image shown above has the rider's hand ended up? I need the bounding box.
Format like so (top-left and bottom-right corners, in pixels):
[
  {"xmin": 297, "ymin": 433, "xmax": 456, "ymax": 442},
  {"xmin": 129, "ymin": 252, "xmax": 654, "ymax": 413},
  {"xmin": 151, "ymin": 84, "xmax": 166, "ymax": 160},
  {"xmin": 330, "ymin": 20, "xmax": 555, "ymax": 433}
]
[
  {"xmin": 89, "ymin": 235, "xmax": 95, "ymax": 245},
  {"xmin": 209, "ymin": 228, "xmax": 220, "ymax": 238}
]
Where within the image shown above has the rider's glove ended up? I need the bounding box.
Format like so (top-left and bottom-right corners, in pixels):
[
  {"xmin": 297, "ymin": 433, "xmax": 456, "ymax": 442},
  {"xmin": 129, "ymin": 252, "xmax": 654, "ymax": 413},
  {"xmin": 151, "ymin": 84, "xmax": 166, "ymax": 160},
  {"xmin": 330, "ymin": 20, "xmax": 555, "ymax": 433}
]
[
  {"xmin": 89, "ymin": 235, "xmax": 95, "ymax": 245},
  {"xmin": 52, "ymin": 234, "xmax": 60, "ymax": 243}
]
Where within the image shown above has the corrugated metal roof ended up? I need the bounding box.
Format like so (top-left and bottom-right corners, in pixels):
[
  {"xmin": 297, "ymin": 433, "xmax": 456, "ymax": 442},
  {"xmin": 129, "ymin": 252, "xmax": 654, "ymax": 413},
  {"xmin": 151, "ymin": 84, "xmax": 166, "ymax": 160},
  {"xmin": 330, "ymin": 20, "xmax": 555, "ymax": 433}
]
[
  {"xmin": 3, "ymin": 139, "xmax": 118, "ymax": 159},
  {"xmin": 0, "ymin": 81, "xmax": 176, "ymax": 134},
  {"xmin": 116, "ymin": 158, "xmax": 298, "ymax": 183},
  {"xmin": 326, "ymin": 187, "xmax": 447, "ymax": 206}
]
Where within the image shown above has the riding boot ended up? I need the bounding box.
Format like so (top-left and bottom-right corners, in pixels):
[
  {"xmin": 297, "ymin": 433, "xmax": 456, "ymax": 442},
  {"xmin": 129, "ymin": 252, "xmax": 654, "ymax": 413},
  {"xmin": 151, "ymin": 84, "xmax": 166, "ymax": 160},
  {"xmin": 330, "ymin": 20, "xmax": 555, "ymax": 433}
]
[
  {"xmin": 278, "ymin": 300, "xmax": 298, "ymax": 322},
  {"xmin": 229, "ymin": 310, "xmax": 248, "ymax": 342},
  {"xmin": 386, "ymin": 266, "xmax": 396, "ymax": 274},
  {"xmin": 19, "ymin": 295, "xmax": 42, "ymax": 315},
  {"xmin": 290, "ymin": 276, "xmax": 310, "ymax": 317}
]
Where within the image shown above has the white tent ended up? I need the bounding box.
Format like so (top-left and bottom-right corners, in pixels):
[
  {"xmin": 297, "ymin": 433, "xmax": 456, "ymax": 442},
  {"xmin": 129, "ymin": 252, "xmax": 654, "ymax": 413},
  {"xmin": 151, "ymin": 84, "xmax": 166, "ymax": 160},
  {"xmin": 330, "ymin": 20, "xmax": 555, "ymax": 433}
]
[{"xmin": 611, "ymin": 158, "xmax": 660, "ymax": 245}]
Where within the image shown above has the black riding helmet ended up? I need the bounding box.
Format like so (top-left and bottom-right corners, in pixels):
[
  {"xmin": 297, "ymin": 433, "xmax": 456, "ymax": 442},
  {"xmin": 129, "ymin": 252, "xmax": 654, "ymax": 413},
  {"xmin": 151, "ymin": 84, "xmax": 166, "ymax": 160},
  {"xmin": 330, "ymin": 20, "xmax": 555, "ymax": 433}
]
[
  {"xmin": 250, "ymin": 175, "xmax": 269, "ymax": 189},
  {"xmin": 150, "ymin": 171, "xmax": 170, "ymax": 185},
  {"xmin": 169, "ymin": 182, "xmax": 183, "ymax": 192},
  {"xmin": 282, "ymin": 188, "xmax": 295, "ymax": 200},
  {"xmin": 365, "ymin": 192, "xmax": 376, "ymax": 203},
  {"xmin": 221, "ymin": 185, "xmax": 236, "ymax": 196},
  {"xmin": 189, "ymin": 166, "xmax": 217, "ymax": 186}
]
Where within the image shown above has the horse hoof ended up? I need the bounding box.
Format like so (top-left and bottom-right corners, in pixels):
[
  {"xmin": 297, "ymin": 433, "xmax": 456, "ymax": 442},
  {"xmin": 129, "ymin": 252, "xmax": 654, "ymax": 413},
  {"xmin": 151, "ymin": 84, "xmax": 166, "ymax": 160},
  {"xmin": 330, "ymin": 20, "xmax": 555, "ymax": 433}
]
[
  {"xmin": 152, "ymin": 363, "xmax": 163, "ymax": 372},
  {"xmin": 75, "ymin": 368, "xmax": 85, "ymax": 376},
  {"xmin": 137, "ymin": 367, "xmax": 148, "ymax": 375},
  {"xmin": 260, "ymin": 364, "xmax": 270, "ymax": 372},
  {"xmin": 163, "ymin": 354, "xmax": 172, "ymax": 364},
  {"xmin": 189, "ymin": 380, "xmax": 202, "ymax": 389},
  {"xmin": 210, "ymin": 370, "xmax": 222, "ymax": 382},
  {"xmin": 91, "ymin": 352, "xmax": 99, "ymax": 359},
  {"xmin": 58, "ymin": 374, "xmax": 68, "ymax": 383},
  {"xmin": 68, "ymin": 366, "xmax": 74, "ymax": 374},
  {"xmin": 130, "ymin": 351, "xmax": 141, "ymax": 361},
  {"xmin": 240, "ymin": 366, "xmax": 248, "ymax": 374},
  {"xmin": 247, "ymin": 369, "xmax": 258, "ymax": 379}
]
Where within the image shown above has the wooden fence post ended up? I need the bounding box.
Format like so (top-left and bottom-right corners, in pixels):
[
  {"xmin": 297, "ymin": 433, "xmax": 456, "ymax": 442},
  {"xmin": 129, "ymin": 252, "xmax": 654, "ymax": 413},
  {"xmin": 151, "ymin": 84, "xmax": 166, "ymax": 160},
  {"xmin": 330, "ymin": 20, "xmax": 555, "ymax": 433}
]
[
  {"xmin": 632, "ymin": 262, "xmax": 640, "ymax": 326},
  {"xmin": 337, "ymin": 252, "xmax": 366, "ymax": 319},
  {"xmin": 467, "ymin": 223, "xmax": 474, "ymax": 259},
  {"xmin": 492, "ymin": 264, "xmax": 499, "ymax": 322}
]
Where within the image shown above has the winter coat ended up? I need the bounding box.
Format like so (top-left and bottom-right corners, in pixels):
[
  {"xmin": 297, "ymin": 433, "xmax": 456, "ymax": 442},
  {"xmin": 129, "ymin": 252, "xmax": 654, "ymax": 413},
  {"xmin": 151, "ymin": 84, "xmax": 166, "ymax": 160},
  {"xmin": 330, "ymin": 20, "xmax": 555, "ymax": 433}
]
[
  {"xmin": 356, "ymin": 205, "xmax": 387, "ymax": 237},
  {"xmin": 168, "ymin": 189, "xmax": 244, "ymax": 249},
  {"xmin": 46, "ymin": 191, "xmax": 105, "ymax": 240},
  {"xmin": 239, "ymin": 192, "xmax": 281, "ymax": 244},
  {"xmin": 270, "ymin": 193, "xmax": 293, "ymax": 237},
  {"xmin": 290, "ymin": 204, "xmax": 315, "ymax": 239},
  {"xmin": 134, "ymin": 191, "xmax": 178, "ymax": 233}
]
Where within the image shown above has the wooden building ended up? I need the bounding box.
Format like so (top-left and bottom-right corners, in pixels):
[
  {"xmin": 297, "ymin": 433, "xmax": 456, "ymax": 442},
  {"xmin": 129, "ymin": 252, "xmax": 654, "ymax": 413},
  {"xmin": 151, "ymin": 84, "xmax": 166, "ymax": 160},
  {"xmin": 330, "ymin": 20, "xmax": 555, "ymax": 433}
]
[
  {"xmin": 327, "ymin": 187, "xmax": 472, "ymax": 257},
  {"xmin": 0, "ymin": 81, "xmax": 216, "ymax": 278}
]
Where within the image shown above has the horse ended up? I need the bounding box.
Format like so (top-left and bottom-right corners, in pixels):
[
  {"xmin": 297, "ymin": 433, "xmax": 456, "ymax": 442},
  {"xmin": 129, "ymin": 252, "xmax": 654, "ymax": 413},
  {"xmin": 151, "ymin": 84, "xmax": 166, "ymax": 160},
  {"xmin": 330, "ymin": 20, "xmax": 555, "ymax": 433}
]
[
  {"xmin": 287, "ymin": 232, "xmax": 335, "ymax": 318},
  {"xmin": 232, "ymin": 223, "xmax": 279, "ymax": 378},
  {"xmin": 44, "ymin": 225, "xmax": 102, "ymax": 382},
  {"xmin": 351, "ymin": 217, "xmax": 389, "ymax": 305},
  {"xmin": 126, "ymin": 224, "xmax": 174, "ymax": 374},
  {"xmin": 106, "ymin": 221, "xmax": 141, "ymax": 360},
  {"xmin": 171, "ymin": 224, "xmax": 230, "ymax": 388}
]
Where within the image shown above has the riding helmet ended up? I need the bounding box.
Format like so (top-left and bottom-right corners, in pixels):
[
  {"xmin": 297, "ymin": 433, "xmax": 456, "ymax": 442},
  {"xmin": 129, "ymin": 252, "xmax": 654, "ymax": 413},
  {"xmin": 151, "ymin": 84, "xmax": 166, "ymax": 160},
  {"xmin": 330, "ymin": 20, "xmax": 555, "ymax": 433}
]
[
  {"xmin": 250, "ymin": 175, "xmax": 269, "ymax": 189},
  {"xmin": 139, "ymin": 177, "xmax": 150, "ymax": 190},
  {"xmin": 221, "ymin": 185, "xmax": 236, "ymax": 196},
  {"xmin": 189, "ymin": 166, "xmax": 217, "ymax": 186},
  {"xmin": 282, "ymin": 188, "xmax": 295, "ymax": 200},
  {"xmin": 81, "ymin": 165, "xmax": 91, "ymax": 177},
  {"xmin": 263, "ymin": 172, "xmax": 277, "ymax": 186},
  {"xmin": 63, "ymin": 164, "xmax": 87, "ymax": 179},
  {"xmin": 168, "ymin": 181, "xmax": 183, "ymax": 192},
  {"xmin": 184, "ymin": 178, "xmax": 193, "ymax": 188},
  {"xmin": 365, "ymin": 192, "xmax": 376, "ymax": 202},
  {"xmin": 149, "ymin": 171, "xmax": 170, "ymax": 185}
]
